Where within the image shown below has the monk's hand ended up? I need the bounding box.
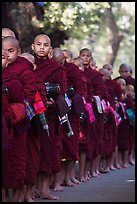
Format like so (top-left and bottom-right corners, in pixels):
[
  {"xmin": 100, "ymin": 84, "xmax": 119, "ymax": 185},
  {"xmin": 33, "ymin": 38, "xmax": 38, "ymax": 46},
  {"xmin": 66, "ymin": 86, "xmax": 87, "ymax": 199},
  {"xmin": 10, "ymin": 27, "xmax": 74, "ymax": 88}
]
[{"xmin": 47, "ymin": 98, "xmax": 55, "ymax": 107}]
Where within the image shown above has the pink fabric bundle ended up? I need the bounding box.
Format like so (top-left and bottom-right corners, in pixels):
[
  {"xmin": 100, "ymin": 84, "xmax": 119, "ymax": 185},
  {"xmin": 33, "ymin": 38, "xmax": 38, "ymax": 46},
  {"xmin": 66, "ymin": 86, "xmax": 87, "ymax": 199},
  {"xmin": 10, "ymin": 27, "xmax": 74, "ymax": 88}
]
[
  {"xmin": 106, "ymin": 103, "xmax": 122, "ymax": 126},
  {"xmin": 82, "ymin": 97, "xmax": 96, "ymax": 124}
]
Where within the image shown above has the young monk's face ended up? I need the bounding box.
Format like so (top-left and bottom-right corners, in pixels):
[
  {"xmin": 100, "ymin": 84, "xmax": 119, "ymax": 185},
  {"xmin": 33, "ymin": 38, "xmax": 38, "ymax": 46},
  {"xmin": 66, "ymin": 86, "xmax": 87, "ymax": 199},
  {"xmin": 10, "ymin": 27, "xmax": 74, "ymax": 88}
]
[
  {"xmin": 116, "ymin": 78, "xmax": 126, "ymax": 91},
  {"xmin": 73, "ymin": 59, "xmax": 84, "ymax": 71},
  {"xmin": 79, "ymin": 51, "xmax": 92, "ymax": 66},
  {"xmin": 119, "ymin": 66, "xmax": 130, "ymax": 78},
  {"xmin": 32, "ymin": 35, "xmax": 51, "ymax": 58},
  {"xmin": 2, "ymin": 40, "xmax": 20, "ymax": 64},
  {"xmin": 125, "ymin": 85, "xmax": 135, "ymax": 98},
  {"xmin": 2, "ymin": 49, "xmax": 8, "ymax": 69},
  {"xmin": 103, "ymin": 64, "xmax": 113, "ymax": 77},
  {"xmin": 63, "ymin": 51, "xmax": 73, "ymax": 63},
  {"xmin": 90, "ymin": 59, "xmax": 96, "ymax": 68}
]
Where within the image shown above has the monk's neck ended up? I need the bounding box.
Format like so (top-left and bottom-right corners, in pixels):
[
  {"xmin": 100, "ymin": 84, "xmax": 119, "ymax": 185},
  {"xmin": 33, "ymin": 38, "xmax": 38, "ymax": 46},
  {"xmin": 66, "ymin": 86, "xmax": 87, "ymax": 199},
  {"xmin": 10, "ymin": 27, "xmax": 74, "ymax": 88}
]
[
  {"xmin": 35, "ymin": 54, "xmax": 47, "ymax": 60},
  {"xmin": 83, "ymin": 64, "xmax": 90, "ymax": 69}
]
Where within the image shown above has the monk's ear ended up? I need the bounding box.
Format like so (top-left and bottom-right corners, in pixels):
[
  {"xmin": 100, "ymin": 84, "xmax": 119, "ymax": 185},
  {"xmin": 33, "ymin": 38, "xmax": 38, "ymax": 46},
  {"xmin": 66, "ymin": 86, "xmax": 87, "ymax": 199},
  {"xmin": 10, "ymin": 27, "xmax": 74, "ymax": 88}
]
[
  {"xmin": 31, "ymin": 43, "xmax": 34, "ymax": 51},
  {"xmin": 18, "ymin": 48, "xmax": 22, "ymax": 55}
]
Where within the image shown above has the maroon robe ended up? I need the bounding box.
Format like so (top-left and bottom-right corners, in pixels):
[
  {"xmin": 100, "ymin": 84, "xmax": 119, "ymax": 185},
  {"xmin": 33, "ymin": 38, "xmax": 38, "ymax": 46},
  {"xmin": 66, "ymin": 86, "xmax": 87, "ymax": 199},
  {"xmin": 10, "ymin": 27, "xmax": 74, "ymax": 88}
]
[
  {"xmin": 2, "ymin": 115, "xmax": 10, "ymax": 189},
  {"xmin": 2, "ymin": 90, "xmax": 10, "ymax": 189},
  {"xmin": 4, "ymin": 56, "xmax": 37, "ymax": 105},
  {"xmin": 3, "ymin": 57, "xmax": 42, "ymax": 186},
  {"xmin": 2, "ymin": 71, "xmax": 27, "ymax": 189},
  {"xmin": 61, "ymin": 61, "xmax": 83, "ymax": 161},
  {"xmin": 126, "ymin": 97, "xmax": 135, "ymax": 152},
  {"xmin": 34, "ymin": 55, "xmax": 68, "ymax": 173},
  {"xmin": 105, "ymin": 78, "xmax": 123, "ymax": 104},
  {"xmin": 84, "ymin": 66, "xmax": 108, "ymax": 157},
  {"xmin": 77, "ymin": 70, "xmax": 93, "ymax": 159},
  {"xmin": 64, "ymin": 61, "xmax": 83, "ymax": 95},
  {"xmin": 34, "ymin": 56, "xmax": 67, "ymax": 95},
  {"xmin": 79, "ymin": 70, "xmax": 88, "ymax": 99},
  {"xmin": 114, "ymin": 75, "xmax": 135, "ymax": 90},
  {"xmin": 102, "ymin": 79, "xmax": 122, "ymax": 156},
  {"xmin": 125, "ymin": 76, "xmax": 135, "ymax": 88},
  {"xmin": 117, "ymin": 96, "xmax": 135, "ymax": 152}
]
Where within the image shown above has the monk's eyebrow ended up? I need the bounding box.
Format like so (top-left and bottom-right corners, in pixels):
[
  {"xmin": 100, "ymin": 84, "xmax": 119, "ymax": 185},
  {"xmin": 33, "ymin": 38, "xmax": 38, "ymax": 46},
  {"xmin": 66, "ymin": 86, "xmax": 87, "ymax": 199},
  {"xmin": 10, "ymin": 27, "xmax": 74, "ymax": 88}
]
[{"xmin": 8, "ymin": 48, "xmax": 14, "ymax": 51}]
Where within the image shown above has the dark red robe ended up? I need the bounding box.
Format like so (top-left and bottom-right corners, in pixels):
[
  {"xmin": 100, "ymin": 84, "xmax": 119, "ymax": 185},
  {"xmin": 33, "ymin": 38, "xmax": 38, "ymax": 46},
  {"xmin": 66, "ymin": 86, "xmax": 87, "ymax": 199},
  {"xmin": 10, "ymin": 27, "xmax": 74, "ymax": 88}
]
[
  {"xmin": 61, "ymin": 61, "xmax": 83, "ymax": 161},
  {"xmin": 2, "ymin": 71, "xmax": 27, "ymax": 189},
  {"xmin": 105, "ymin": 78, "xmax": 123, "ymax": 104},
  {"xmin": 2, "ymin": 114, "xmax": 10, "ymax": 189},
  {"xmin": 4, "ymin": 56, "xmax": 37, "ymax": 105},
  {"xmin": 117, "ymin": 96, "xmax": 135, "ymax": 151},
  {"xmin": 84, "ymin": 66, "xmax": 108, "ymax": 157},
  {"xmin": 114, "ymin": 75, "xmax": 135, "ymax": 89},
  {"xmin": 102, "ymin": 78, "xmax": 122, "ymax": 156},
  {"xmin": 34, "ymin": 55, "xmax": 68, "ymax": 173},
  {"xmin": 125, "ymin": 76, "xmax": 135, "ymax": 88},
  {"xmin": 3, "ymin": 57, "xmax": 42, "ymax": 186},
  {"xmin": 77, "ymin": 70, "xmax": 93, "ymax": 159},
  {"xmin": 2, "ymin": 89, "xmax": 10, "ymax": 189}
]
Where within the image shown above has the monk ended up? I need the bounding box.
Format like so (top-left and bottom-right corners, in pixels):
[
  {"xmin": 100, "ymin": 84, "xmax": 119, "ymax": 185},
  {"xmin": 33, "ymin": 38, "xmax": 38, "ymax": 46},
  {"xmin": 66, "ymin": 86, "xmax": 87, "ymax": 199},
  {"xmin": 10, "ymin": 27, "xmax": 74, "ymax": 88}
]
[
  {"xmin": 63, "ymin": 49, "xmax": 74, "ymax": 63},
  {"xmin": 19, "ymin": 52, "xmax": 49, "ymax": 201},
  {"xmin": 20, "ymin": 52, "xmax": 36, "ymax": 69},
  {"xmin": 117, "ymin": 83, "xmax": 135, "ymax": 168},
  {"xmin": 2, "ymin": 37, "xmax": 41, "ymax": 202},
  {"xmin": 124, "ymin": 85, "xmax": 135, "ymax": 165},
  {"xmin": 2, "ymin": 49, "xmax": 11, "ymax": 202},
  {"xmin": 2, "ymin": 114, "xmax": 10, "ymax": 202},
  {"xmin": 79, "ymin": 48, "xmax": 109, "ymax": 177},
  {"xmin": 2, "ymin": 48, "xmax": 28, "ymax": 202},
  {"xmin": 2, "ymin": 37, "xmax": 37, "ymax": 106},
  {"xmin": 118, "ymin": 63, "xmax": 135, "ymax": 88},
  {"xmin": 53, "ymin": 48, "xmax": 84, "ymax": 186},
  {"xmin": 32, "ymin": 34, "xmax": 68, "ymax": 199},
  {"xmin": 103, "ymin": 64, "xmax": 124, "ymax": 169},
  {"xmin": 98, "ymin": 68, "xmax": 119, "ymax": 172},
  {"xmin": 73, "ymin": 57, "xmax": 94, "ymax": 182},
  {"xmin": 90, "ymin": 58, "xmax": 98, "ymax": 70},
  {"xmin": 2, "ymin": 27, "xmax": 16, "ymax": 39},
  {"xmin": 103, "ymin": 64, "xmax": 122, "ymax": 100}
]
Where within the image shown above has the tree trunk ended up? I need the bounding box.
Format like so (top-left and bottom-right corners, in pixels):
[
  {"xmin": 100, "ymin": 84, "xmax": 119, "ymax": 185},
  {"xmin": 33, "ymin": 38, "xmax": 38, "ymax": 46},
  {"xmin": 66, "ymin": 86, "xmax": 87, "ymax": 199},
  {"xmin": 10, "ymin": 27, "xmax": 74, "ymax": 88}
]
[{"xmin": 105, "ymin": 3, "xmax": 124, "ymax": 66}]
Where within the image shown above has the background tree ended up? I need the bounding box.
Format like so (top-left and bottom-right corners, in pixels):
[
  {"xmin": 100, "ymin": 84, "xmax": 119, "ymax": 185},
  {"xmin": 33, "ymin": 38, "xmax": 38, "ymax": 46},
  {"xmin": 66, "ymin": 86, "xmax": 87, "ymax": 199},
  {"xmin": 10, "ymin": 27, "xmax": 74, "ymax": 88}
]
[{"xmin": 2, "ymin": 2, "xmax": 135, "ymax": 76}]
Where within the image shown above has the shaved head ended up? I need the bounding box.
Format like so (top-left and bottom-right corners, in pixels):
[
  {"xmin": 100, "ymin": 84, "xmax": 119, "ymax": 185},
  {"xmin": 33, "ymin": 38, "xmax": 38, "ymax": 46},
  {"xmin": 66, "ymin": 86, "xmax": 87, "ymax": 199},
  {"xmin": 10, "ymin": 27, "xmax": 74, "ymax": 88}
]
[
  {"xmin": 20, "ymin": 53, "xmax": 35, "ymax": 63},
  {"xmin": 53, "ymin": 48, "xmax": 65, "ymax": 65},
  {"xmin": 2, "ymin": 37, "xmax": 21, "ymax": 64},
  {"xmin": 119, "ymin": 63, "xmax": 130, "ymax": 70},
  {"xmin": 34, "ymin": 34, "xmax": 51, "ymax": 45},
  {"xmin": 79, "ymin": 48, "xmax": 92, "ymax": 56},
  {"xmin": 63, "ymin": 49, "xmax": 73, "ymax": 58},
  {"xmin": 2, "ymin": 36, "xmax": 20, "ymax": 49},
  {"xmin": 32, "ymin": 34, "xmax": 51, "ymax": 59},
  {"xmin": 20, "ymin": 52, "xmax": 36, "ymax": 69},
  {"xmin": 103, "ymin": 64, "xmax": 112, "ymax": 70},
  {"xmin": 2, "ymin": 27, "xmax": 16, "ymax": 39},
  {"xmin": 63, "ymin": 49, "xmax": 73, "ymax": 63},
  {"xmin": 98, "ymin": 68, "xmax": 108, "ymax": 75},
  {"xmin": 53, "ymin": 48, "xmax": 64, "ymax": 58}
]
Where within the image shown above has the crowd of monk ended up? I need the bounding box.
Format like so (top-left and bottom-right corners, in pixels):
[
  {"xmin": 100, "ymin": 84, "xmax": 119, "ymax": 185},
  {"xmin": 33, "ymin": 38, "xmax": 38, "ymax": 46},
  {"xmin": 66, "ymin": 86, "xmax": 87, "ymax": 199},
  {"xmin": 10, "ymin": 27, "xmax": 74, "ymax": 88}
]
[{"xmin": 2, "ymin": 27, "xmax": 135, "ymax": 202}]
